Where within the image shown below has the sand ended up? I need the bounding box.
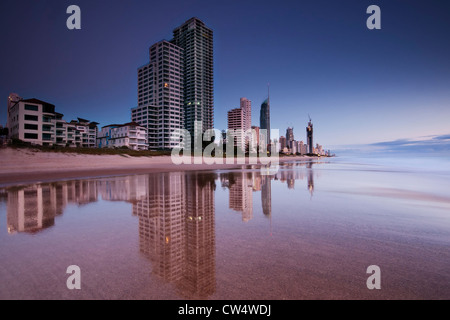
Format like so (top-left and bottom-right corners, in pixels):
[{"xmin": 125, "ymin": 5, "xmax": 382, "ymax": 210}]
[{"xmin": 0, "ymin": 148, "xmax": 314, "ymax": 186}]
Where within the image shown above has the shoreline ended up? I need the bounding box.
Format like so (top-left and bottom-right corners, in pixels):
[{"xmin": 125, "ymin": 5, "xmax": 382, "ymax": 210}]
[{"xmin": 0, "ymin": 148, "xmax": 321, "ymax": 187}]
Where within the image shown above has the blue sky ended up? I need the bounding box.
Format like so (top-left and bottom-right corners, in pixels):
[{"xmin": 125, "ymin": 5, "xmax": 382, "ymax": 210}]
[{"xmin": 1, "ymin": 0, "xmax": 449, "ymax": 151}]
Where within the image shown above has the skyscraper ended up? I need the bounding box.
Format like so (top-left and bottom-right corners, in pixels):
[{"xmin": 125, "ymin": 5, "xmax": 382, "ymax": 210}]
[
  {"xmin": 132, "ymin": 40, "xmax": 184, "ymax": 150},
  {"xmin": 306, "ymin": 118, "xmax": 313, "ymax": 154},
  {"xmin": 227, "ymin": 97, "xmax": 252, "ymax": 151},
  {"xmin": 227, "ymin": 107, "xmax": 244, "ymax": 150},
  {"xmin": 240, "ymin": 97, "xmax": 252, "ymax": 132},
  {"xmin": 260, "ymin": 98, "xmax": 270, "ymax": 146},
  {"xmin": 286, "ymin": 127, "xmax": 294, "ymax": 149},
  {"xmin": 172, "ymin": 17, "xmax": 214, "ymax": 139}
]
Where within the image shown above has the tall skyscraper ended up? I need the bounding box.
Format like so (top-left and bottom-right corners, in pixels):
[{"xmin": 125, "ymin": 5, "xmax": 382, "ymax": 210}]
[
  {"xmin": 227, "ymin": 97, "xmax": 252, "ymax": 151},
  {"xmin": 286, "ymin": 127, "xmax": 294, "ymax": 149},
  {"xmin": 240, "ymin": 97, "xmax": 252, "ymax": 132},
  {"xmin": 132, "ymin": 40, "xmax": 184, "ymax": 150},
  {"xmin": 306, "ymin": 118, "xmax": 313, "ymax": 154},
  {"xmin": 227, "ymin": 107, "xmax": 244, "ymax": 150},
  {"xmin": 259, "ymin": 99, "xmax": 270, "ymax": 145},
  {"xmin": 172, "ymin": 17, "xmax": 214, "ymax": 139}
]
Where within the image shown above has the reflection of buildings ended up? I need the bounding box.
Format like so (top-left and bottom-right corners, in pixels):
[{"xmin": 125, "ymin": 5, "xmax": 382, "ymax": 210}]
[
  {"xmin": 134, "ymin": 173, "xmax": 186, "ymax": 283},
  {"xmin": 6, "ymin": 180, "xmax": 97, "ymax": 234},
  {"xmin": 2, "ymin": 163, "xmax": 322, "ymax": 296},
  {"xmin": 97, "ymin": 175, "xmax": 148, "ymax": 202},
  {"xmin": 133, "ymin": 172, "xmax": 216, "ymax": 299},
  {"xmin": 306, "ymin": 162, "xmax": 314, "ymax": 196},
  {"xmin": 261, "ymin": 175, "xmax": 272, "ymax": 218},
  {"xmin": 183, "ymin": 173, "xmax": 216, "ymax": 298},
  {"xmin": 220, "ymin": 161, "xmax": 321, "ymax": 222},
  {"xmin": 227, "ymin": 172, "xmax": 253, "ymax": 222}
]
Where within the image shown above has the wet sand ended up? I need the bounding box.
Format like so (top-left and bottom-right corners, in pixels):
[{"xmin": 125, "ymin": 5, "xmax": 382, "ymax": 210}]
[{"xmin": 1, "ymin": 151, "xmax": 448, "ymax": 300}]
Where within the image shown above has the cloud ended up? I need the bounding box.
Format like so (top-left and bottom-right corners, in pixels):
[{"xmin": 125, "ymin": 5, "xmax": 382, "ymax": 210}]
[
  {"xmin": 368, "ymin": 134, "xmax": 450, "ymax": 154},
  {"xmin": 432, "ymin": 134, "xmax": 450, "ymax": 141}
]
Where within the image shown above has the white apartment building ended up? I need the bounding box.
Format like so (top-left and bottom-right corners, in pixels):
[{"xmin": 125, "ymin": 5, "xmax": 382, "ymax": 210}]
[
  {"xmin": 7, "ymin": 93, "xmax": 98, "ymax": 147},
  {"xmin": 97, "ymin": 122, "xmax": 147, "ymax": 150},
  {"xmin": 7, "ymin": 94, "xmax": 57, "ymax": 146}
]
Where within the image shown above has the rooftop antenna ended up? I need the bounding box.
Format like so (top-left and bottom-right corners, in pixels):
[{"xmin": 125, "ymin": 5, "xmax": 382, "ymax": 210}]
[{"xmin": 308, "ymin": 114, "xmax": 312, "ymax": 122}]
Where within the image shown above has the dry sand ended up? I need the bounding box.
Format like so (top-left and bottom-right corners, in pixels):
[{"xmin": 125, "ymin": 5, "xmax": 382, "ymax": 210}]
[{"xmin": 0, "ymin": 148, "xmax": 313, "ymax": 186}]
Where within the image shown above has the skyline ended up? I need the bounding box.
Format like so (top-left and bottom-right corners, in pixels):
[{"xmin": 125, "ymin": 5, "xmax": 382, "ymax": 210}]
[{"xmin": 1, "ymin": 0, "xmax": 450, "ymax": 151}]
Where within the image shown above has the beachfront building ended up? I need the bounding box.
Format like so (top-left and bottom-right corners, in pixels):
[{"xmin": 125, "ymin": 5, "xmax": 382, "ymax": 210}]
[
  {"xmin": 173, "ymin": 17, "xmax": 214, "ymax": 139},
  {"xmin": 132, "ymin": 18, "xmax": 214, "ymax": 150},
  {"xmin": 97, "ymin": 122, "xmax": 148, "ymax": 150},
  {"xmin": 7, "ymin": 94, "xmax": 57, "ymax": 146},
  {"xmin": 65, "ymin": 118, "xmax": 99, "ymax": 148},
  {"xmin": 6, "ymin": 93, "xmax": 98, "ymax": 147},
  {"xmin": 132, "ymin": 40, "xmax": 184, "ymax": 151}
]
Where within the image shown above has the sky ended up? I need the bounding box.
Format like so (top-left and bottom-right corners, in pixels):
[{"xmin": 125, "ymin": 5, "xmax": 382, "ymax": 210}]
[{"xmin": 1, "ymin": 0, "xmax": 449, "ymax": 151}]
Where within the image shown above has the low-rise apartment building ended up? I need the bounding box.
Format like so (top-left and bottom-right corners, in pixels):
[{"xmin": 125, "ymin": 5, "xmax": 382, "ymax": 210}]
[{"xmin": 97, "ymin": 122, "xmax": 148, "ymax": 150}]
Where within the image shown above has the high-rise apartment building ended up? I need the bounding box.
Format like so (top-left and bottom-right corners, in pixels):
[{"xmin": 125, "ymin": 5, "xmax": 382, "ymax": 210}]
[
  {"xmin": 172, "ymin": 17, "xmax": 214, "ymax": 138},
  {"xmin": 240, "ymin": 98, "xmax": 251, "ymax": 132},
  {"xmin": 227, "ymin": 107, "xmax": 244, "ymax": 150},
  {"xmin": 279, "ymin": 136, "xmax": 287, "ymax": 151},
  {"xmin": 306, "ymin": 119, "xmax": 313, "ymax": 154},
  {"xmin": 132, "ymin": 18, "xmax": 213, "ymax": 150},
  {"xmin": 227, "ymin": 97, "xmax": 252, "ymax": 151},
  {"xmin": 286, "ymin": 127, "xmax": 294, "ymax": 149},
  {"xmin": 132, "ymin": 40, "xmax": 184, "ymax": 150}
]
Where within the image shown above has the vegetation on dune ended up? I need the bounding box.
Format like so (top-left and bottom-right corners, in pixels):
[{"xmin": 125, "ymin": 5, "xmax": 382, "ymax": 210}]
[{"xmin": 6, "ymin": 139, "xmax": 171, "ymax": 157}]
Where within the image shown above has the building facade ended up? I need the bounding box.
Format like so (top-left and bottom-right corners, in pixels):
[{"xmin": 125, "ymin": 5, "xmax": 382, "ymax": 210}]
[
  {"xmin": 260, "ymin": 98, "xmax": 270, "ymax": 146},
  {"xmin": 97, "ymin": 122, "xmax": 148, "ymax": 150},
  {"xmin": 227, "ymin": 97, "xmax": 253, "ymax": 152},
  {"xmin": 286, "ymin": 127, "xmax": 294, "ymax": 149},
  {"xmin": 132, "ymin": 18, "xmax": 214, "ymax": 150},
  {"xmin": 172, "ymin": 17, "xmax": 214, "ymax": 138},
  {"xmin": 240, "ymin": 98, "xmax": 252, "ymax": 133},
  {"xmin": 132, "ymin": 40, "xmax": 184, "ymax": 150},
  {"xmin": 306, "ymin": 119, "xmax": 313, "ymax": 154},
  {"xmin": 227, "ymin": 107, "xmax": 244, "ymax": 150},
  {"xmin": 6, "ymin": 93, "xmax": 98, "ymax": 147}
]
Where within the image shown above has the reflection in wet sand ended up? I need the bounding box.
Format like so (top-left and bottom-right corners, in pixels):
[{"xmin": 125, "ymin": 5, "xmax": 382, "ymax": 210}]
[
  {"xmin": 3, "ymin": 159, "xmax": 448, "ymax": 299},
  {"xmin": 6, "ymin": 180, "xmax": 98, "ymax": 234},
  {"xmin": 134, "ymin": 172, "xmax": 217, "ymax": 298},
  {"xmin": 1, "ymin": 163, "xmax": 317, "ymax": 298}
]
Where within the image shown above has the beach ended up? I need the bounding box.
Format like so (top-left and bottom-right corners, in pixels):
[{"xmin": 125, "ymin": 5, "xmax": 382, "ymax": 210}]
[
  {"xmin": 0, "ymin": 148, "xmax": 449, "ymax": 299},
  {"xmin": 0, "ymin": 147, "xmax": 315, "ymax": 186}
]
